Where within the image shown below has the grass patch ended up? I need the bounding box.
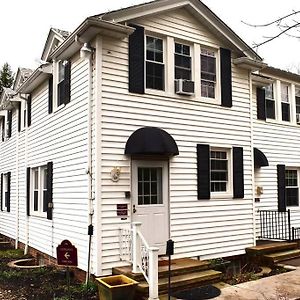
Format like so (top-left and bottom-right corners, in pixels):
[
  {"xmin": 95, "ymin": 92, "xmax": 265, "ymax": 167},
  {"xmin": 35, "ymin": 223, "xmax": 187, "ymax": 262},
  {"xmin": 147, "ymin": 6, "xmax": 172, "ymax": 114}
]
[{"xmin": 0, "ymin": 249, "xmax": 24, "ymax": 259}]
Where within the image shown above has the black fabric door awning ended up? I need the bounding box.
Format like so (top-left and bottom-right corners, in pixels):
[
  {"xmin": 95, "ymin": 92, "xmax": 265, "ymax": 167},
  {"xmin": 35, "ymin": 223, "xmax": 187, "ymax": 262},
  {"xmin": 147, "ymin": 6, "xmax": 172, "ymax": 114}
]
[
  {"xmin": 254, "ymin": 147, "xmax": 269, "ymax": 168},
  {"xmin": 125, "ymin": 127, "xmax": 179, "ymax": 156}
]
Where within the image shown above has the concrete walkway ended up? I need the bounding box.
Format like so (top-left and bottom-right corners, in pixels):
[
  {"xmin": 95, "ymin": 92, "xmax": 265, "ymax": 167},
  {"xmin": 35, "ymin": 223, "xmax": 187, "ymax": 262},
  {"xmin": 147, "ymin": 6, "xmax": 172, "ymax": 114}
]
[{"xmin": 215, "ymin": 267, "xmax": 300, "ymax": 300}]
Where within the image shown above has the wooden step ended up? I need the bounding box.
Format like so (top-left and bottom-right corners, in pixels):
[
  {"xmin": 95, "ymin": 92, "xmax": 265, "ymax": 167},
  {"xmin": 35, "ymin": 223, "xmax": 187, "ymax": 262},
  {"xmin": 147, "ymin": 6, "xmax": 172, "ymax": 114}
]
[
  {"xmin": 0, "ymin": 241, "xmax": 12, "ymax": 250},
  {"xmin": 264, "ymin": 249, "xmax": 300, "ymax": 264},
  {"xmin": 136, "ymin": 269, "xmax": 222, "ymax": 296},
  {"xmin": 246, "ymin": 242, "xmax": 298, "ymax": 255},
  {"xmin": 113, "ymin": 258, "xmax": 210, "ymax": 282}
]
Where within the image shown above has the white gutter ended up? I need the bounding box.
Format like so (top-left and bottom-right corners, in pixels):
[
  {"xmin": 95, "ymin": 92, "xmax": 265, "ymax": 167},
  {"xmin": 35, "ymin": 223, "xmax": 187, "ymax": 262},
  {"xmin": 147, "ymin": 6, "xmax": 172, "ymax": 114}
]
[
  {"xmin": 24, "ymin": 102, "xmax": 29, "ymax": 255},
  {"xmin": 15, "ymin": 111, "xmax": 19, "ymax": 249}
]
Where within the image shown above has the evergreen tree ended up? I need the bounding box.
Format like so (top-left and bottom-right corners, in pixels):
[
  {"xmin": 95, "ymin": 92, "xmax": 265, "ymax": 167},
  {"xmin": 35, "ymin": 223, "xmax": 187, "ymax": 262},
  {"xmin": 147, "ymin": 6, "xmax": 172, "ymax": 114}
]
[{"xmin": 0, "ymin": 63, "xmax": 14, "ymax": 93}]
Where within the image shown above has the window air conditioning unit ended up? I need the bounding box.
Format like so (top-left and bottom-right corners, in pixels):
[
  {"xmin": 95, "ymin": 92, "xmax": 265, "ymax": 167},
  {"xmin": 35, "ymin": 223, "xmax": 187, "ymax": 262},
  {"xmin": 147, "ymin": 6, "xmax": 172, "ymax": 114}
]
[
  {"xmin": 175, "ymin": 79, "xmax": 194, "ymax": 95},
  {"xmin": 297, "ymin": 113, "xmax": 300, "ymax": 124}
]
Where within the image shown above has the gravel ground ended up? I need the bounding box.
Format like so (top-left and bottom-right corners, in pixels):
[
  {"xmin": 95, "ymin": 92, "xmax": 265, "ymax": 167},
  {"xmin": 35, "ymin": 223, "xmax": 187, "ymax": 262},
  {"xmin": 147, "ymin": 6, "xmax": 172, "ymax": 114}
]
[{"xmin": 0, "ymin": 287, "xmax": 26, "ymax": 300}]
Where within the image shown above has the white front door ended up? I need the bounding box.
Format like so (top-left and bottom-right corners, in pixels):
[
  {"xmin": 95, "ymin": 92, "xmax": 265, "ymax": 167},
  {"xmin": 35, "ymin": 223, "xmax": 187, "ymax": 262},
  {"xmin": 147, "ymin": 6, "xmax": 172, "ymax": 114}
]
[{"xmin": 132, "ymin": 160, "xmax": 169, "ymax": 254}]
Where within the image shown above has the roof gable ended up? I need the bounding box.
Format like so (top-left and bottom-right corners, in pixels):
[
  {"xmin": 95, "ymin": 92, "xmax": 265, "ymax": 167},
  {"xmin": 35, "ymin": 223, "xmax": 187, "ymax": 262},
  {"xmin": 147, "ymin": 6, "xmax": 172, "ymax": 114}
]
[
  {"xmin": 13, "ymin": 68, "xmax": 33, "ymax": 91},
  {"xmin": 98, "ymin": 0, "xmax": 261, "ymax": 61},
  {"xmin": 41, "ymin": 28, "xmax": 71, "ymax": 62}
]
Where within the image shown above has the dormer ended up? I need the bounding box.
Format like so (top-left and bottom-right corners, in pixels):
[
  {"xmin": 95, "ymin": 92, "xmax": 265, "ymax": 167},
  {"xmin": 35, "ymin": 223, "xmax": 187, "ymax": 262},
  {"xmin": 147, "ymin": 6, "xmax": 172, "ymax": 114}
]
[
  {"xmin": 41, "ymin": 28, "xmax": 71, "ymax": 62},
  {"xmin": 13, "ymin": 68, "xmax": 33, "ymax": 91}
]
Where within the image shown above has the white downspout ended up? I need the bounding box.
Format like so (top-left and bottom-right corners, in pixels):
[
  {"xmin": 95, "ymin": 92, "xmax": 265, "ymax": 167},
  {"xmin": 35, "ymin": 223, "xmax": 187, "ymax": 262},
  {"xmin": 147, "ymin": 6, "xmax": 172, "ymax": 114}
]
[
  {"xmin": 249, "ymin": 71, "xmax": 256, "ymax": 246},
  {"xmin": 24, "ymin": 98, "xmax": 29, "ymax": 255},
  {"xmin": 15, "ymin": 108, "xmax": 19, "ymax": 249},
  {"xmin": 80, "ymin": 43, "xmax": 94, "ymax": 283}
]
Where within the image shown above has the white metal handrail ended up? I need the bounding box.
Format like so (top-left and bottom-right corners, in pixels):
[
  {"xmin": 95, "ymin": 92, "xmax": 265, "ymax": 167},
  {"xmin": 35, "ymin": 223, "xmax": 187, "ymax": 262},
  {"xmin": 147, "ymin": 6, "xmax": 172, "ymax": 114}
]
[{"xmin": 119, "ymin": 222, "xmax": 159, "ymax": 300}]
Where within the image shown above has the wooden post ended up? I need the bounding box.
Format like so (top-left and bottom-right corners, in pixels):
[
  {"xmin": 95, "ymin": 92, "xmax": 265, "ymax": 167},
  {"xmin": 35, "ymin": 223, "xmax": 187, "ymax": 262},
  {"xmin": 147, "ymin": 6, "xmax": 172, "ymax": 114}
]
[
  {"xmin": 148, "ymin": 246, "xmax": 159, "ymax": 300},
  {"xmin": 132, "ymin": 222, "xmax": 142, "ymax": 273}
]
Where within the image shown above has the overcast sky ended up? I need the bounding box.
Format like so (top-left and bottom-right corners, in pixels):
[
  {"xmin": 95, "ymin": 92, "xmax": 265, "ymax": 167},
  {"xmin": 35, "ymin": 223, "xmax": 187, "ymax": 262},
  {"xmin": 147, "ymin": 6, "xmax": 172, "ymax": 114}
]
[{"xmin": 0, "ymin": 0, "xmax": 299, "ymax": 74}]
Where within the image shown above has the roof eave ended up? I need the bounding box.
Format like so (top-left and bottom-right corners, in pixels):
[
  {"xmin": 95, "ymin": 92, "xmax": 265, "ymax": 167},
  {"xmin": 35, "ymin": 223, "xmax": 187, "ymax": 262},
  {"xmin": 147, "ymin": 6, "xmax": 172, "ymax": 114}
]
[{"xmin": 49, "ymin": 17, "xmax": 135, "ymax": 61}]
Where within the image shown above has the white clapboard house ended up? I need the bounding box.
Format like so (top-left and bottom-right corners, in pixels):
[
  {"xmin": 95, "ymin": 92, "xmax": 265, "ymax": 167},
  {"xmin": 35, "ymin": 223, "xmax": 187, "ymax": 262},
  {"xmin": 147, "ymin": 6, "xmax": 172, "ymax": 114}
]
[{"xmin": 1, "ymin": 0, "xmax": 300, "ymax": 298}]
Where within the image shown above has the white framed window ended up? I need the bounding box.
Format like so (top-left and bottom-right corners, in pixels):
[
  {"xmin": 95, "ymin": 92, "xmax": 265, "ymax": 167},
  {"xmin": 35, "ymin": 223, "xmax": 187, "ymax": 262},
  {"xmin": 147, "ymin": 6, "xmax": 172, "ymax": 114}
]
[
  {"xmin": 210, "ymin": 149, "xmax": 231, "ymax": 194},
  {"xmin": 200, "ymin": 48, "xmax": 217, "ymax": 99},
  {"xmin": 285, "ymin": 169, "xmax": 299, "ymax": 207},
  {"xmin": 281, "ymin": 83, "xmax": 290, "ymax": 122},
  {"xmin": 31, "ymin": 165, "xmax": 47, "ymax": 216},
  {"xmin": 145, "ymin": 36, "xmax": 165, "ymax": 91},
  {"xmin": 3, "ymin": 173, "xmax": 8, "ymax": 210},
  {"xmin": 174, "ymin": 42, "xmax": 192, "ymax": 80},
  {"xmin": 265, "ymin": 83, "xmax": 276, "ymax": 119}
]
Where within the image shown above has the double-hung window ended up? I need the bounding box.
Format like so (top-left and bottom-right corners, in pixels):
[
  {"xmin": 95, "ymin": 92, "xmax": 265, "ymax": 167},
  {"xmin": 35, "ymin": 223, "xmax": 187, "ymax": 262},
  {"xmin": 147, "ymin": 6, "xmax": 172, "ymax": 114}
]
[
  {"xmin": 146, "ymin": 36, "xmax": 164, "ymax": 90},
  {"xmin": 31, "ymin": 166, "xmax": 48, "ymax": 215},
  {"xmin": 265, "ymin": 83, "xmax": 276, "ymax": 119},
  {"xmin": 281, "ymin": 83, "xmax": 290, "ymax": 122},
  {"xmin": 210, "ymin": 150, "xmax": 229, "ymax": 193},
  {"xmin": 295, "ymin": 87, "xmax": 300, "ymax": 123},
  {"xmin": 3, "ymin": 173, "xmax": 8, "ymax": 210},
  {"xmin": 174, "ymin": 43, "xmax": 191, "ymax": 80},
  {"xmin": 201, "ymin": 48, "xmax": 216, "ymax": 99},
  {"xmin": 285, "ymin": 169, "xmax": 299, "ymax": 206}
]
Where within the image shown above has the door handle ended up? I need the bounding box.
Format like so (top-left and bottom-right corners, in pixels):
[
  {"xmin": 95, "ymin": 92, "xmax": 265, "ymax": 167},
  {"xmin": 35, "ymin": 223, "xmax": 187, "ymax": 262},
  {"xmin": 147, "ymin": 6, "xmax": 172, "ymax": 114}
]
[{"xmin": 133, "ymin": 205, "xmax": 136, "ymax": 213}]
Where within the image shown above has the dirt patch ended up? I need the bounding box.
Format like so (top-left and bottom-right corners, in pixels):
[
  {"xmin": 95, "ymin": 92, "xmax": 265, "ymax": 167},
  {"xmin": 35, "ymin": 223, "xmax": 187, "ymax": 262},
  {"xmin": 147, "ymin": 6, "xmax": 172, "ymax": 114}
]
[{"xmin": 0, "ymin": 249, "xmax": 98, "ymax": 300}]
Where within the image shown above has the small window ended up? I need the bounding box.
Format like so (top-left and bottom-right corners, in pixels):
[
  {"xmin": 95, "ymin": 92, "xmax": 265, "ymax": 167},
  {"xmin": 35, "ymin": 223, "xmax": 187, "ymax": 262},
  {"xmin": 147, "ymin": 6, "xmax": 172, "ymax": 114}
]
[
  {"xmin": 137, "ymin": 167, "xmax": 162, "ymax": 205},
  {"xmin": 174, "ymin": 43, "xmax": 191, "ymax": 80},
  {"xmin": 146, "ymin": 36, "xmax": 164, "ymax": 90},
  {"xmin": 210, "ymin": 150, "xmax": 229, "ymax": 193},
  {"xmin": 201, "ymin": 48, "xmax": 216, "ymax": 99},
  {"xmin": 295, "ymin": 87, "xmax": 300, "ymax": 123},
  {"xmin": 3, "ymin": 173, "xmax": 8, "ymax": 210},
  {"xmin": 281, "ymin": 84, "xmax": 290, "ymax": 122},
  {"xmin": 21, "ymin": 100, "xmax": 27, "ymax": 130},
  {"xmin": 31, "ymin": 166, "xmax": 47, "ymax": 216},
  {"xmin": 286, "ymin": 169, "xmax": 299, "ymax": 206},
  {"xmin": 265, "ymin": 84, "xmax": 276, "ymax": 119}
]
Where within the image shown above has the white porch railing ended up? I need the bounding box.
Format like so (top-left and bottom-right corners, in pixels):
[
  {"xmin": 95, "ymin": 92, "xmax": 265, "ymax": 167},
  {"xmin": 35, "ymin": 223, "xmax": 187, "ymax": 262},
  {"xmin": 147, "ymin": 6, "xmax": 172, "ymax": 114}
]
[{"xmin": 119, "ymin": 222, "xmax": 159, "ymax": 300}]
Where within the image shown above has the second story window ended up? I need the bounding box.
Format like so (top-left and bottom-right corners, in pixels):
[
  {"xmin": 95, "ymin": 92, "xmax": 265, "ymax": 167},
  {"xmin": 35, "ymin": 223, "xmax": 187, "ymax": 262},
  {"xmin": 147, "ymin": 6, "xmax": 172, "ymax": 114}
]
[
  {"xmin": 265, "ymin": 83, "xmax": 275, "ymax": 119},
  {"xmin": 281, "ymin": 83, "xmax": 290, "ymax": 122},
  {"xmin": 201, "ymin": 49, "xmax": 216, "ymax": 99},
  {"xmin": 32, "ymin": 166, "xmax": 48, "ymax": 215},
  {"xmin": 146, "ymin": 36, "xmax": 164, "ymax": 90},
  {"xmin": 174, "ymin": 43, "xmax": 191, "ymax": 80}
]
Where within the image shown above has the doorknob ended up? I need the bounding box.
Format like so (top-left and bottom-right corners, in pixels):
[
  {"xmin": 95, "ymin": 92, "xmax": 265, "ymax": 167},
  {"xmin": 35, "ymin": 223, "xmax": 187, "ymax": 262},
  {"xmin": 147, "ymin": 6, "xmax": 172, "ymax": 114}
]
[{"xmin": 133, "ymin": 205, "xmax": 136, "ymax": 213}]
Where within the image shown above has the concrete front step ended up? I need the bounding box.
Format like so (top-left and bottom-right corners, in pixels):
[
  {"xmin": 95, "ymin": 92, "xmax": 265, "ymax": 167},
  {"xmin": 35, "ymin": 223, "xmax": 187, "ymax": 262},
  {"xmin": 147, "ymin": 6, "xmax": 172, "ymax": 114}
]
[
  {"xmin": 136, "ymin": 269, "xmax": 222, "ymax": 296},
  {"xmin": 113, "ymin": 258, "xmax": 210, "ymax": 282},
  {"xmin": 246, "ymin": 242, "xmax": 298, "ymax": 256},
  {"xmin": 264, "ymin": 249, "xmax": 300, "ymax": 264}
]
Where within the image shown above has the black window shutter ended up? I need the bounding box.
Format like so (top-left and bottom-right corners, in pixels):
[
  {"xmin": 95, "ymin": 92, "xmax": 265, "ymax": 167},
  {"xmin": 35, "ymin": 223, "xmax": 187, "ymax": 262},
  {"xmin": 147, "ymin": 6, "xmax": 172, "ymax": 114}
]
[
  {"xmin": 197, "ymin": 144, "xmax": 210, "ymax": 199},
  {"xmin": 27, "ymin": 94, "xmax": 32, "ymax": 127},
  {"xmin": 0, "ymin": 173, "xmax": 3, "ymax": 211},
  {"xmin": 48, "ymin": 75, "xmax": 53, "ymax": 114},
  {"xmin": 63, "ymin": 61, "xmax": 71, "ymax": 105},
  {"xmin": 47, "ymin": 161, "xmax": 53, "ymax": 220},
  {"xmin": 277, "ymin": 164, "xmax": 286, "ymax": 212},
  {"xmin": 1, "ymin": 118, "xmax": 4, "ymax": 141},
  {"xmin": 128, "ymin": 24, "xmax": 145, "ymax": 94},
  {"xmin": 7, "ymin": 110, "xmax": 12, "ymax": 138},
  {"xmin": 7, "ymin": 172, "xmax": 11, "ymax": 212},
  {"xmin": 233, "ymin": 147, "xmax": 244, "ymax": 198},
  {"xmin": 220, "ymin": 48, "xmax": 232, "ymax": 108},
  {"xmin": 26, "ymin": 167, "xmax": 31, "ymax": 216},
  {"xmin": 17, "ymin": 102, "xmax": 21, "ymax": 132},
  {"xmin": 257, "ymin": 87, "xmax": 266, "ymax": 120}
]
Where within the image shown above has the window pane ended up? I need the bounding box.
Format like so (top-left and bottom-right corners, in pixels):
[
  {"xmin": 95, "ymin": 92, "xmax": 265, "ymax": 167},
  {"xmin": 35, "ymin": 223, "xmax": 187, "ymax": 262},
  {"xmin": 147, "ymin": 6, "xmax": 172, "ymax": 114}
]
[
  {"xmin": 265, "ymin": 84, "xmax": 274, "ymax": 100},
  {"xmin": 286, "ymin": 188, "xmax": 299, "ymax": 206},
  {"xmin": 201, "ymin": 81, "xmax": 215, "ymax": 98},
  {"xmin": 33, "ymin": 169, "xmax": 39, "ymax": 189},
  {"xmin": 266, "ymin": 99, "xmax": 275, "ymax": 119},
  {"xmin": 281, "ymin": 102, "xmax": 290, "ymax": 122},
  {"xmin": 137, "ymin": 167, "xmax": 162, "ymax": 205},
  {"xmin": 286, "ymin": 170, "xmax": 298, "ymax": 187},
  {"xmin": 146, "ymin": 37, "xmax": 163, "ymax": 63},
  {"xmin": 281, "ymin": 84, "xmax": 289, "ymax": 103},
  {"xmin": 146, "ymin": 62, "xmax": 164, "ymax": 90},
  {"xmin": 43, "ymin": 190, "xmax": 48, "ymax": 212},
  {"xmin": 34, "ymin": 191, "xmax": 39, "ymax": 211}
]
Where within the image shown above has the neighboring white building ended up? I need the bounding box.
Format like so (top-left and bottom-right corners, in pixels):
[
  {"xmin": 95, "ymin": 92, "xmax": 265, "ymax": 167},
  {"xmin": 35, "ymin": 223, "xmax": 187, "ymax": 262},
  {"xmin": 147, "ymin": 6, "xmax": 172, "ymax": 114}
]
[{"xmin": 0, "ymin": 0, "xmax": 298, "ymax": 281}]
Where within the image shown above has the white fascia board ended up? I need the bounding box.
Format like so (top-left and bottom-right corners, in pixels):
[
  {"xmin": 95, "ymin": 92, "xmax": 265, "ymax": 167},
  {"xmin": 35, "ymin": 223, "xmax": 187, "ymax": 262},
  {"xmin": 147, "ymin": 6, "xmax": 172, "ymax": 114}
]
[{"xmin": 49, "ymin": 18, "xmax": 135, "ymax": 61}]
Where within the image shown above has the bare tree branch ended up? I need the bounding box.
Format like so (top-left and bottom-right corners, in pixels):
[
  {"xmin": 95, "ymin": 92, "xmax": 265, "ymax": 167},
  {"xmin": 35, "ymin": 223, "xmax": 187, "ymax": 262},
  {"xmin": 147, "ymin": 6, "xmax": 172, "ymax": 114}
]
[
  {"xmin": 253, "ymin": 21, "xmax": 300, "ymax": 47},
  {"xmin": 242, "ymin": 10, "xmax": 300, "ymax": 27}
]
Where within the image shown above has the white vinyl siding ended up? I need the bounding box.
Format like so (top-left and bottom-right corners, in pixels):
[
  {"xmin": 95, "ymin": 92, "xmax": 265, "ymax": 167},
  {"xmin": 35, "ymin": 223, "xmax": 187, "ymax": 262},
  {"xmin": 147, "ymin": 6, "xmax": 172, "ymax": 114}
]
[{"xmin": 100, "ymin": 8, "xmax": 253, "ymax": 275}]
